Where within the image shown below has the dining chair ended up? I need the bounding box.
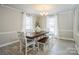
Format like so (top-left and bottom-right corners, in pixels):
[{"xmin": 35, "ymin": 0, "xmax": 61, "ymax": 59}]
[
  {"xmin": 37, "ymin": 36, "xmax": 49, "ymax": 54},
  {"xmin": 17, "ymin": 32, "xmax": 27, "ymax": 55},
  {"xmin": 17, "ymin": 31, "xmax": 36, "ymax": 55}
]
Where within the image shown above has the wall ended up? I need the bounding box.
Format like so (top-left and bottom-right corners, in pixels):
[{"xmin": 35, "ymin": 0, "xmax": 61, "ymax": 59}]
[
  {"xmin": 36, "ymin": 16, "xmax": 47, "ymax": 31},
  {"xmin": 74, "ymin": 7, "xmax": 79, "ymax": 54},
  {"xmin": 57, "ymin": 10, "xmax": 74, "ymax": 40},
  {"xmin": 0, "ymin": 5, "xmax": 22, "ymax": 47},
  {"xmin": 39, "ymin": 16, "xmax": 47, "ymax": 31}
]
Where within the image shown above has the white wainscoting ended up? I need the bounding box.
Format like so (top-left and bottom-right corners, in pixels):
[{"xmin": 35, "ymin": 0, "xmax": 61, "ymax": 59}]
[
  {"xmin": 0, "ymin": 31, "xmax": 19, "ymax": 47},
  {"xmin": 58, "ymin": 29, "xmax": 74, "ymax": 41},
  {"xmin": 74, "ymin": 33, "xmax": 79, "ymax": 54}
]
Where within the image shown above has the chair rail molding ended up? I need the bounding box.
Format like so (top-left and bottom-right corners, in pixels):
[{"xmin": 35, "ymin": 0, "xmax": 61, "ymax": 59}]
[
  {"xmin": 0, "ymin": 31, "xmax": 17, "ymax": 34},
  {"xmin": 59, "ymin": 29, "xmax": 73, "ymax": 32},
  {"xmin": 0, "ymin": 31, "xmax": 19, "ymax": 48},
  {"xmin": 0, "ymin": 40, "xmax": 19, "ymax": 48}
]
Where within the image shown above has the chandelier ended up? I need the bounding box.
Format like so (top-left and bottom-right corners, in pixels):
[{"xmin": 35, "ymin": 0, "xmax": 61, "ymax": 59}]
[
  {"xmin": 33, "ymin": 5, "xmax": 52, "ymax": 16},
  {"xmin": 40, "ymin": 11, "xmax": 48, "ymax": 16}
]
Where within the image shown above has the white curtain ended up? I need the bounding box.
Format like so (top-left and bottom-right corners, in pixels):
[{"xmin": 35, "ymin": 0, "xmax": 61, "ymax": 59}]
[{"xmin": 22, "ymin": 13, "xmax": 34, "ymax": 32}]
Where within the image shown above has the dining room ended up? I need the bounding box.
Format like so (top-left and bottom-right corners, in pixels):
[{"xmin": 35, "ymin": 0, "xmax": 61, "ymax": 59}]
[{"xmin": 0, "ymin": 4, "xmax": 79, "ymax": 55}]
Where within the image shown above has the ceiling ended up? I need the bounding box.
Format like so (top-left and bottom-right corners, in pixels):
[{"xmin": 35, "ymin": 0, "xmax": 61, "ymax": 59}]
[{"xmin": 5, "ymin": 4, "xmax": 76, "ymax": 15}]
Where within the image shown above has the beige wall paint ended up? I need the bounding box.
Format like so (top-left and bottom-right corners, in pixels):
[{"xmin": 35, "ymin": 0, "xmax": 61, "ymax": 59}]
[
  {"xmin": 57, "ymin": 10, "xmax": 74, "ymax": 39},
  {"xmin": 39, "ymin": 16, "xmax": 47, "ymax": 31},
  {"xmin": 0, "ymin": 5, "xmax": 22, "ymax": 46},
  {"xmin": 35, "ymin": 16, "xmax": 47, "ymax": 31},
  {"xmin": 0, "ymin": 5, "xmax": 22, "ymax": 32}
]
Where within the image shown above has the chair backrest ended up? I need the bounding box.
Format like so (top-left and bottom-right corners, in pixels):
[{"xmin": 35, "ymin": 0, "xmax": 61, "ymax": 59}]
[{"xmin": 17, "ymin": 32, "xmax": 27, "ymax": 45}]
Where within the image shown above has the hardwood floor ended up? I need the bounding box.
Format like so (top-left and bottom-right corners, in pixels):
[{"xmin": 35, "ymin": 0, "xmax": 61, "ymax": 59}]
[
  {"xmin": 48, "ymin": 39, "xmax": 78, "ymax": 55},
  {"xmin": 0, "ymin": 39, "xmax": 78, "ymax": 55},
  {"xmin": 0, "ymin": 42, "xmax": 20, "ymax": 55}
]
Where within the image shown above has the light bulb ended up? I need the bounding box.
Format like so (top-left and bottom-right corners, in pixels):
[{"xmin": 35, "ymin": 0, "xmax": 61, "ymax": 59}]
[{"xmin": 40, "ymin": 11, "xmax": 48, "ymax": 16}]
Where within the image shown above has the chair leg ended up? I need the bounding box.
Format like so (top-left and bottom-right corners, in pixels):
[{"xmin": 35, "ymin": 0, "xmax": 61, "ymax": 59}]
[
  {"xmin": 33, "ymin": 44, "xmax": 35, "ymax": 54},
  {"xmin": 20, "ymin": 42, "xmax": 22, "ymax": 54},
  {"xmin": 37, "ymin": 42, "xmax": 40, "ymax": 54},
  {"xmin": 20, "ymin": 42, "xmax": 25, "ymax": 55},
  {"xmin": 43, "ymin": 44, "xmax": 46, "ymax": 53},
  {"xmin": 25, "ymin": 48, "xmax": 27, "ymax": 55}
]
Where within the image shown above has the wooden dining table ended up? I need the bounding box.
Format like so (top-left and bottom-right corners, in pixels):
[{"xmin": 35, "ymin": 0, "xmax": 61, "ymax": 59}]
[
  {"xmin": 26, "ymin": 31, "xmax": 49, "ymax": 39},
  {"xmin": 26, "ymin": 31, "xmax": 49, "ymax": 54}
]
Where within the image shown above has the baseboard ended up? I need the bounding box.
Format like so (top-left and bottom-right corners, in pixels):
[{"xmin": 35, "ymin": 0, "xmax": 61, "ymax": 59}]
[
  {"xmin": 0, "ymin": 40, "xmax": 19, "ymax": 48},
  {"xmin": 57, "ymin": 37, "xmax": 74, "ymax": 41},
  {"xmin": 75, "ymin": 44, "xmax": 79, "ymax": 54}
]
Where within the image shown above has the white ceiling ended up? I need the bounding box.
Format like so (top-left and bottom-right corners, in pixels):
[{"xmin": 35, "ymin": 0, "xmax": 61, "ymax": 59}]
[{"xmin": 6, "ymin": 4, "xmax": 76, "ymax": 15}]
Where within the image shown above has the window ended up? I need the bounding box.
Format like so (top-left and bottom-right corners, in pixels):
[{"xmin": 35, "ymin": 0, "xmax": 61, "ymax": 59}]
[
  {"xmin": 47, "ymin": 16, "xmax": 55, "ymax": 33},
  {"xmin": 46, "ymin": 15, "xmax": 58, "ymax": 37},
  {"xmin": 23, "ymin": 14, "xmax": 33, "ymax": 32}
]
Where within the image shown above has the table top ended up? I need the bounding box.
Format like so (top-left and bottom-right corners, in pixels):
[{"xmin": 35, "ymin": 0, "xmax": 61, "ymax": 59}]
[{"xmin": 26, "ymin": 31, "xmax": 49, "ymax": 39}]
